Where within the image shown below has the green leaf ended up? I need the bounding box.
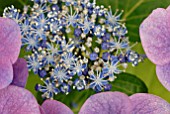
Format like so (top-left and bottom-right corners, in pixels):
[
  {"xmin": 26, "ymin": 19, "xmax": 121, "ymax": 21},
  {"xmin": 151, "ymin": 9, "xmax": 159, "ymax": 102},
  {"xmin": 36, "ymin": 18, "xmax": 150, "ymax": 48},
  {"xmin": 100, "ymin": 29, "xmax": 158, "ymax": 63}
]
[
  {"xmin": 0, "ymin": 0, "xmax": 28, "ymax": 14},
  {"xmin": 111, "ymin": 72, "xmax": 148, "ymax": 95},
  {"xmin": 97, "ymin": 0, "xmax": 170, "ymax": 42}
]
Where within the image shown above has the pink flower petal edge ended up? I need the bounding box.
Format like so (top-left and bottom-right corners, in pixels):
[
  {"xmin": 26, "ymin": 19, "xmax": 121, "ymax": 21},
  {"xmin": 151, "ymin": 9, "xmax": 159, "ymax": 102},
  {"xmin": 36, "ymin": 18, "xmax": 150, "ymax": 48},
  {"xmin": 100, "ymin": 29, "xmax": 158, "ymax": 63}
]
[
  {"xmin": 130, "ymin": 93, "xmax": 170, "ymax": 114},
  {"xmin": 156, "ymin": 62, "xmax": 170, "ymax": 91},
  {"xmin": 0, "ymin": 85, "xmax": 41, "ymax": 114},
  {"xmin": 12, "ymin": 58, "xmax": 29, "ymax": 88},
  {"xmin": 0, "ymin": 17, "xmax": 21, "ymax": 64},
  {"xmin": 0, "ymin": 57, "xmax": 13, "ymax": 89},
  {"xmin": 79, "ymin": 92, "xmax": 132, "ymax": 114},
  {"xmin": 41, "ymin": 99, "xmax": 73, "ymax": 114}
]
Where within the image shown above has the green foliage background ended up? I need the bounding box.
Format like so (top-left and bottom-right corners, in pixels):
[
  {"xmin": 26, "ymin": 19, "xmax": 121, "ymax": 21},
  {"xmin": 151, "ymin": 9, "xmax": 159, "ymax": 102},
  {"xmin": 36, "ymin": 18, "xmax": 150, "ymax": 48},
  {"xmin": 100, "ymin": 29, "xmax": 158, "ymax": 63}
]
[{"xmin": 0, "ymin": 0, "xmax": 170, "ymax": 113}]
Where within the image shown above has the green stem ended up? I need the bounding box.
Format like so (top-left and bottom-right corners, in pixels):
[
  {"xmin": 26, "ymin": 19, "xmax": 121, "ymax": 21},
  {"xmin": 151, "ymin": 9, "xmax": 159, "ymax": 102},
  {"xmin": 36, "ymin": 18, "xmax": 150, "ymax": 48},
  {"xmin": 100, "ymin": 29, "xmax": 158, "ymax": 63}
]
[{"xmin": 18, "ymin": 0, "xmax": 25, "ymax": 6}]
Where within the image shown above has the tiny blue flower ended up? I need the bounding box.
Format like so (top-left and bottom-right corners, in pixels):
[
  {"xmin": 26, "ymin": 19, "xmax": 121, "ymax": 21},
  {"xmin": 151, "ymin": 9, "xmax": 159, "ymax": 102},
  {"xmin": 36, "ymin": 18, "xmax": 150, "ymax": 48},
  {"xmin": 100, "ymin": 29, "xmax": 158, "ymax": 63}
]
[
  {"xmin": 32, "ymin": 26, "xmax": 47, "ymax": 41},
  {"xmin": 22, "ymin": 34, "xmax": 39, "ymax": 51},
  {"xmin": 104, "ymin": 84, "xmax": 112, "ymax": 91},
  {"xmin": 90, "ymin": 52, "xmax": 98, "ymax": 61},
  {"xmin": 113, "ymin": 26, "xmax": 128, "ymax": 38},
  {"xmin": 103, "ymin": 59, "xmax": 121, "ymax": 80},
  {"xmin": 48, "ymin": 0, "xmax": 58, "ymax": 4},
  {"xmin": 32, "ymin": 1, "xmax": 49, "ymax": 15},
  {"xmin": 74, "ymin": 28, "xmax": 82, "ymax": 37},
  {"xmin": 51, "ymin": 4, "xmax": 60, "ymax": 11},
  {"xmin": 72, "ymin": 37, "xmax": 83, "ymax": 48},
  {"xmin": 65, "ymin": 0, "xmax": 77, "ymax": 6},
  {"xmin": 46, "ymin": 43, "xmax": 62, "ymax": 56},
  {"xmin": 126, "ymin": 50, "xmax": 141, "ymax": 66},
  {"xmin": 89, "ymin": 71, "xmax": 108, "ymax": 92},
  {"xmin": 110, "ymin": 40, "xmax": 129, "ymax": 50},
  {"xmin": 102, "ymin": 33, "xmax": 111, "ymax": 41},
  {"xmin": 74, "ymin": 79, "xmax": 86, "ymax": 91},
  {"xmin": 79, "ymin": 16, "xmax": 94, "ymax": 34},
  {"xmin": 93, "ymin": 25, "xmax": 105, "ymax": 38},
  {"xmin": 70, "ymin": 61, "xmax": 87, "ymax": 76},
  {"xmin": 38, "ymin": 70, "xmax": 47, "ymax": 78},
  {"xmin": 20, "ymin": 19, "xmax": 31, "ymax": 36},
  {"xmin": 3, "ymin": 5, "xmax": 25, "ymax": 23},
  {"xmin": 61, "ymin": 40, "xmax": 74, "ymax": 52},
  {"xmin": 60, "ymin": 83, "xmax": 71, "ymax": 95},
  {"xmin": 102, "ymin": 52, "xmax": 110, "ymax": 61},
  {"xmin": 63, "ymin": 7, "xmax": 79, "ymax": 27},
  {"xmin": 109, "ymin": 38, "xmax": 129, "ymax": 55},
  {"xmin": 101, "ymin": 42, "xmax": 109, "ymax": 50},
  {"xmin": 105, "ymin": 9, "xmax": 123, "ymax": 27},
  {"xmin": 27, "ymin": 54, "xmax": 42, "ymax": 74},
  {"xmin": 50, "ymin": 20, "xmax": 63, "ymax": 34},
  {"xmin": 34, "ymin": 14, "xmax": 49, "ymax": 29},
  {"xmin": 52, "ymin": 67, "xmax": 70, "ymax": 83},
  {"xmin": 35, "ymin": 78, "xmax": 60, "ymax": 99},
  {"xmin": 43, "ymin": 53, "xmax": 56, "ymax": 66},
  {"xmin": 61, "ymin": 52, "xmax": 75, "ymax": 68}
]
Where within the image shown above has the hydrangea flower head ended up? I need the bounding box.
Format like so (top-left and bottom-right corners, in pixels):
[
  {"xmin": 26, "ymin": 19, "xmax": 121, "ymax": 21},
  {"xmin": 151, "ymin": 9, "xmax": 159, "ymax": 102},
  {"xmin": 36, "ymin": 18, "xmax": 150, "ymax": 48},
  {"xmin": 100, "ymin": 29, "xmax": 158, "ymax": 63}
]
[{"xmin": 3, "ymin": 0, "xmax": 144, "ymax": 99}]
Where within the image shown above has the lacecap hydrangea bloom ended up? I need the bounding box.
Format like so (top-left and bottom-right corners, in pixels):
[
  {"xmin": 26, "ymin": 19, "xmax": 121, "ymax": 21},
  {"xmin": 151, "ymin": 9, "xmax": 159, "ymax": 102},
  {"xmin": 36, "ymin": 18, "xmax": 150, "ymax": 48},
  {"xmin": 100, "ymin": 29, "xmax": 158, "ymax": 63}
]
[
  {"xmin": 0, "ymin": 17, "xmax": 170, "ymax": 114},
  {"xmin": 140, "ymin": 6, "xmax": 170, "ymax": 92},
  {"xmin": 3, "ymin": 0, "xmax": 144, "ymax": 99}
]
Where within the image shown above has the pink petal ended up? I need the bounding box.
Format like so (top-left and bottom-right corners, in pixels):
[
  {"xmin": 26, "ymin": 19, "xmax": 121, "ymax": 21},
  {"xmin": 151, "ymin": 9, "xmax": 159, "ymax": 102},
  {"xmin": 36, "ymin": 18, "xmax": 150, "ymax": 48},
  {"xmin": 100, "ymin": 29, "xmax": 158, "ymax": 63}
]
[
  {"xmin": 156, "ymin": 62, "xmax": 170, "ymax": 91},
  {"xmin": 0, "ymin": 85, "xmax": 41, "ymax": 114},
  {"xmin": 41, "ymin": 100, "xmax": 73, "ymax": 114},
  {"xmin": 39, "ymin": 106, "xmax": 46, "ymax": 114},
  {"xmin": 79, "ymin": 92, "xmax": 132, "ymax": 114},
  {"xmin": 130, "ymin": 93, "xmax": 170, "ymax": 114},
  {"xmin": 0, "ymin": 17, "xmax": 21, "ymax": 64},
  {"xmin": 12, "ymin": 58, "xmax": 29, "ymax": 88},
  {"xmin": 0, "ymin": 57, "xmax": 13, "ymax": 89},
  {"xmin": 166, "ymin": 5, "xmax": 170, "ymax": 11},
  {"xmin": 140, "ymin": 8, "xmax": 170, "ymax": 65}
]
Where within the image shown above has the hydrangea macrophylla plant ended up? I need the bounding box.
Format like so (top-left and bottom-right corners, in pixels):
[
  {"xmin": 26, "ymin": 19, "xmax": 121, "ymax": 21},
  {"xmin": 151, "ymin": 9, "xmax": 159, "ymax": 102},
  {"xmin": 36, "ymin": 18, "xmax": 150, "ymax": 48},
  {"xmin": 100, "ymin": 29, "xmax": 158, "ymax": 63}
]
[
  {"xmin": 140, "ymin": 6, "xmax": 170, "ymax": 91},
  {"xmin": 3, "ymin": 0, "xmax": 145, "ymax": 99},
  {"xmin": 0, "ymin": 17, "xmax": 21, "ymax": 89}
]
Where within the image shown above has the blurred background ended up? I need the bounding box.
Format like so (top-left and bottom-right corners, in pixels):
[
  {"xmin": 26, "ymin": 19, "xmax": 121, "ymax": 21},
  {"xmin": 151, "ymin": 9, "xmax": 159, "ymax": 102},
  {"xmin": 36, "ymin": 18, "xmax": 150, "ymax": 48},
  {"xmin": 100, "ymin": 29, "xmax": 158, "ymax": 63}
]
[{"xmin": 0, "ymin": 0, "xmax": 170, "ymax": 113}]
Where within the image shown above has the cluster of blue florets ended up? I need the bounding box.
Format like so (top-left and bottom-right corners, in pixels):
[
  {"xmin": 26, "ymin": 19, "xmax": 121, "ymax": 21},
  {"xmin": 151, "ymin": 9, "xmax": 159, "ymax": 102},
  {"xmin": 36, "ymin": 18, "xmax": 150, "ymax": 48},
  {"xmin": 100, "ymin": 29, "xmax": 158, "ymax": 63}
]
[{"xmin": 3, "ymin": 0, "xmax": 143, "ymax": 99}]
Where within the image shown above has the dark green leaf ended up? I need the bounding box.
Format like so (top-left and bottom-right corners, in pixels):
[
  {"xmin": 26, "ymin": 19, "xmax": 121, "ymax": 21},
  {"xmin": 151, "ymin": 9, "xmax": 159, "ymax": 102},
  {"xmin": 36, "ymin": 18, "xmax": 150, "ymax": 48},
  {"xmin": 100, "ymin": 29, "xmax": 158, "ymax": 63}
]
[
  {"xmin": 111, "ymin": 73, "xmax": 148, "ymax": 95},
  {"xmin": 97, "ymin": 0, "xmax": 170, "ymax": 42}
]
